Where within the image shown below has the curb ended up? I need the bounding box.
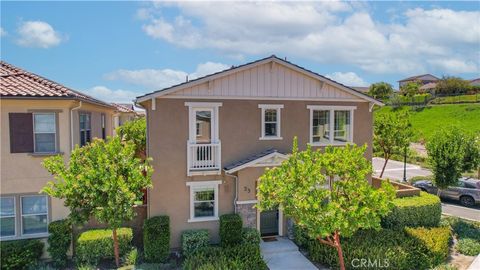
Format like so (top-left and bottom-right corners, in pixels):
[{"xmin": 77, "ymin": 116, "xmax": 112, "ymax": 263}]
[{"xmin": 467, "ymin": 254, "xmax": 480, "ymax": 270}]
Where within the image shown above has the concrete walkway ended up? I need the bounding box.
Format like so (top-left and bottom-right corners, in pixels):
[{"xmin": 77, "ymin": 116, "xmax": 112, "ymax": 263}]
[{"xmin": 260, "ymin": 237, "xmax": 318, "ymax": 270}]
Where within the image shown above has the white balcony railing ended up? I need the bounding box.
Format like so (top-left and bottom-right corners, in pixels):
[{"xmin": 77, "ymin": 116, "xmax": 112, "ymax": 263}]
[{"xmin": 187, "ymin": 141, "xmax": 221, "ymax": 175}]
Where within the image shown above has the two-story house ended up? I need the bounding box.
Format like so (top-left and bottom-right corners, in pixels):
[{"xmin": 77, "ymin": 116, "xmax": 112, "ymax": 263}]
[
  {"xmin": 137, "ymin": 56, "xmax": 382, "ymax": 248},
  {"xmin": 398, "ymin": 74, "xmax": 439, "ymax": 89},
  {"xmin": 0, "ymin": 61, "xmax": 116, "ymax": 244}
]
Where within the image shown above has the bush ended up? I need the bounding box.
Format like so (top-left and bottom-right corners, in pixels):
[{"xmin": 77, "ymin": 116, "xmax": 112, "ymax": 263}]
[
  {"xmin": 219, "ymin": 214, "xmax": 243, "ymax": 246},
  {"xmin": 76, "ymin": 228, "xmax": 132, "ymax": 265},
  {"xmin": 143, "ymin": 215, "xmax": 170, "ymax": 263},
  {"xmin": 382, "ymin": 192, "xmax": 441, "ymax": 229},
  {"xmin": 0, "ymin": 239, "xmax": 44, "ymax": 270},
  {"xmin": 293, "ymin": 224, "xmax": 309, "ymax": 248},
  {"xmin": 306, "ymin": 227, "xmax": 451, "ymax": 270},
  {"xmin": 457, "ymin": 238, "xmax": 480, "ymax": 256},
  {"xmin": 183, "ymin": 243, "xmax": 268, "ymax": 270},
  {"xmin": 181, "ymin": 229, "xmax": 210, "ymax": 257},
  {"xmin": 47, "ymin": 219, "xmax": 72, "ymax": 268},
  {"xmin": 124, "ymin": 247, "xmax": 138, "ymax": 266},
  {"xmin": 241, "ymin": 227, "xmax": 260, "ymax": 246}
]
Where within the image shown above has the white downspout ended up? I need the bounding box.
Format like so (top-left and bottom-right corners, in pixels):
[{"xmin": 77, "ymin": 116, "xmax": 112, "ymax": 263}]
[
  {"xmin": 70, "ymin": 101, "xmax": 82, "ymax": 151},
  {"xmin": 225, "ymin": 172, "xmax": 239, "ymax": 213}
]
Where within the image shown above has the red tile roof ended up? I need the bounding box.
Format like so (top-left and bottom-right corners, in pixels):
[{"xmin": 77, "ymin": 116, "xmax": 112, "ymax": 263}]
[
  {"xmin": 0, "ymin": 61, "xmax": 114, "ymax": 108},
  {"xmin": 111, "ymin": 103, "xmax": 136, "ymax": 113}
]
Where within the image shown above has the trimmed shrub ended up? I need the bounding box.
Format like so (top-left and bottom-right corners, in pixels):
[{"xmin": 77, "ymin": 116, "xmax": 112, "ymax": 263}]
[
  {"xmin": 181, "ymin": 229, "xmax": 210, "ymax": 257},
  {"xmin": 0, "ymin": 239, "xmax": 44, "ymax": 270},
  {"xmin": 124, "ymin": 247, "xmax": 138, "ymax": 266},
  {"xmin": 457, "ymin": 238, "xmax": 480, "ymax": 256},
  {"xmin": 307, "ymin": 227, "xmax": 451, "ymax": 270},
  {"xmin": 47, "ymin": 219, "xmax": 72, "ymax": 268},
  {"xmin": 382, "ymin": 191, "xmax": 441, "ymax": 229},
  {"xmin": 241, "ymin": 227, "xmax": 261, "ymax": 246},
  {"xmin": 293, "ymin": 224, "xmax": 309, "ymax": 248},
  {"xmin": 219, "ymin": 213, "xmax": 242, "ymax": 246},
  {"xmin": 441, "ymin": 216, "xmax": 480, "ymax": 256},
  {"xmin": 183, "ymin": 243, "xmax": 268, "ymax": 270},
  {"xmin": 76, "ymin": 227, "xmax": 132, "ymax": 265},
  {"xmin": 143, "ymin": 215, "xmax": 170, "ymax": 263}
]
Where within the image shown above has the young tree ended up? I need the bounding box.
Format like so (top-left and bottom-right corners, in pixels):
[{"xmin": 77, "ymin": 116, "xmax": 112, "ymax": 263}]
[
  {"xmin": 368, "ymin": 82, "xmax": 394, "ymax": 100},
  {"xmin": 400, "ymin": 81, "xmax": 420, "ymax": 97},
  {"xmin": 374, "ymin": 110, "xmax": 413, "ymax": 178},
  {"xmin": 257, "ymin": 139, "xmax": 395, "ymax": 270},
  {"xmin": 427, "ymin": 128, "xmax": 480, "ymax": 195},
  {"xmin": 116, "ymin": 117, "xmax": 147, "ymax": 160},
  {"xmin": 435, "ymin": 76, "xmax": 471, "ymax": 95},
  {"xmin": 42, "ymin": 137, "xmax": 153, "ymax": 267}
]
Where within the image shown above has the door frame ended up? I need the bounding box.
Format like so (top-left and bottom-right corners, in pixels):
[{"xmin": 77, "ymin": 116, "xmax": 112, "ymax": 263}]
[{"xmin": 257, "ymin": 208, "xmax": 283, "ymax": 236}]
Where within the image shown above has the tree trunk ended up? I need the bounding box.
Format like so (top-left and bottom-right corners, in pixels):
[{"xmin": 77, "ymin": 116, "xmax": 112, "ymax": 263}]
[
  {"xmin": 334, "ymin": 231, "xmax": 346, "ymax": 270},
  {"xmin": 112, "ymin": 228, "xmax": 120, "ymax": 267},
  {"xmin": 379, "ymin": 156, "xmax": 389, "ymax": 178}
]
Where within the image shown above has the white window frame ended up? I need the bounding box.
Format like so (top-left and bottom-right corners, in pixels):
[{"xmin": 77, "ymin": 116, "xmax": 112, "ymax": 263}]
[
  {"xmin": 185, "ymin": 102, "xmax": 222, "ymax": 143},
  {"xmin": 186, "ymin": 180, "xmax": 221, "ymax": 223},
  {"xmin": 33, "ymin": 112, "xmax": 57, "ymax": 153},
  {"xmin": 20, "ymin": 195, "xmax": 49, "ymax": 237},
  {"xmin": 0, "ymin": 196, "xmax": 16, "ymax": 239},
  {"xmin": 307, "ymin": 105, "xmax": 356, "ymax": 146},
  {"xmin": 259, "ymin": 104, "xmax": 283, "ymax": 140}
]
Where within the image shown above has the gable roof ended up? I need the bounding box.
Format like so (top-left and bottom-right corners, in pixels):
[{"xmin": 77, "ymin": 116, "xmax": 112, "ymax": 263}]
[
  {"xmin": 224, "ymin": 148, "xmax": 289, "ymax": 173},
  {"xmin": 398, "ymin": 74, "xmax": 439, "ymax": 82},
  {"xmin": 136, "ymin": 55, "xmax": 383, "ymax": 105},
  {"xmin": 0, "ymin": 61, "xmax": 114, "ymax": 108},
  {"xmin": 112, "ymin": 103, "xmax": 137, "ymax": 113}
]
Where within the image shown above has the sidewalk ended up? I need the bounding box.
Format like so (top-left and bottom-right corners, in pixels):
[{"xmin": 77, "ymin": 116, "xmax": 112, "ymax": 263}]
[{"xmin": 260, "ymin": 237, "xmax": 318, "ymax": 270}]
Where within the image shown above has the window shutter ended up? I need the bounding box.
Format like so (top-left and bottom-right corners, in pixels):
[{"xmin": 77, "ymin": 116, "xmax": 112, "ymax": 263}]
[{"xmin": 9, "ymin": 113, "xmax": 34, "ymax": 153}]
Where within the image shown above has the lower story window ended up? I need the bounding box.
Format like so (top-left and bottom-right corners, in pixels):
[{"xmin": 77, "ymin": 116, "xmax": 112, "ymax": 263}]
[
  {"xmin": 187, "ymin": 181, "xmax": 221, "ymax": 222},
  {"xmin": 0, "ymin": 197, "xmax": 15, "ymax": 237}
]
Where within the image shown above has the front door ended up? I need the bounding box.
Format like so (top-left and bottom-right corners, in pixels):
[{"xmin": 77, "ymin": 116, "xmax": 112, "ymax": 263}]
[{"xmin": 260, "ymin": 208, "xmax": 279, "ymax": 236}]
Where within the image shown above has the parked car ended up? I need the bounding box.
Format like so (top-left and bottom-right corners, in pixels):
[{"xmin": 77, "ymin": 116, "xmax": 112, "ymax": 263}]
[{"xmin": 413, "ymin": 177, "xmax": 480, "ymax": 207}]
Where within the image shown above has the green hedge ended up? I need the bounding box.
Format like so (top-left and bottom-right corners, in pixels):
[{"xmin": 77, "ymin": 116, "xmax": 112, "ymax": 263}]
[
  {"xmin": 0, "ymin": 239, "xmax": 44, "ymax": 270},
  {"xmin": 181, "ymin": 229, "xmax": 210, "ymax": 257},
  {"xmin": 241, "ymin": 227, "xmax": 261, "ymax": 246},
  {"xmin": 76, "ymin": 228, "xmax": 132, "ymax": 265},
  {"xmin": 183, "ymin": 243, "xmax": 268, "ymax": 270},
  {"xmin": 382, "ymin": 192, "xmax": 441, "ymax": 229},
  {"xmin": 219, "ymin": 214, "xmax": 243, "ymax": 247},
  {"xmin": 305, "ymin": 226, "xmax": 451, "ymax": 270},
  {"xmin": 143, "ymin": 215, "xmax": 170, "ymax": 263},
  {"xmin": 47, "ymin": 219, "xmax": 72, "ymax": 268},
  {"xmin": 442, "ymin": 216, "xmax": 480, "ymax": 256}
]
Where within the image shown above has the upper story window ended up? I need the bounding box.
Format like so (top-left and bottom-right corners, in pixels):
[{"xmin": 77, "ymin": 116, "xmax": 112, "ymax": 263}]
[
  {"xmin": 185, "ymin": 102, "xmax": 221, "ymax": 144},
  {"xmin": 307, "ymin": 105, "xmax": 356, "ymax": 146},
  {"xmin": 79, "ymin": 113, "xmax": 91, "ymax": 146},
  {"xmin": 8, "ymin": 112, "xmax": 58, "ymax": 154},
  {"xmin": 33, "ymin": 113, "xmax": 56, "ymax": 153},
  {"xmin": 259, "ymin": 104, "xmax": 283, "ymax": 140}
]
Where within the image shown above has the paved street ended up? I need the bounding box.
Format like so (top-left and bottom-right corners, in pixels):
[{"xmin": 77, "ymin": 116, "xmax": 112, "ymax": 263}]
[{"xmin": 373, "ymin": 157, "xmax": 480, "ymax": 221}]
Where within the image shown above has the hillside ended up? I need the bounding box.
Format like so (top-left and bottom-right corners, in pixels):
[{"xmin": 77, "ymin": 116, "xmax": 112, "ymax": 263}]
[{"xmin": 374, "ymin": 104, "xmax": 480, "ymax": 143}]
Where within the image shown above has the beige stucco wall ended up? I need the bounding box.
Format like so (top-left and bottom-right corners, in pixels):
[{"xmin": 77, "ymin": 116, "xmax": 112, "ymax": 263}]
[
  {"xmin": 144, "ymin": 98, "xmax": 373, "ymax": 248},
  {"xmin": 0, "ymin": 99, "xmax": 115, "ymax": 244}
]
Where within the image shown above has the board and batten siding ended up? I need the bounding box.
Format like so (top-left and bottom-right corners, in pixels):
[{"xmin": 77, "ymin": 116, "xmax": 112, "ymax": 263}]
[{"xmin": 166, "ymin": 62, "xmax": 360, "ymax": 100}]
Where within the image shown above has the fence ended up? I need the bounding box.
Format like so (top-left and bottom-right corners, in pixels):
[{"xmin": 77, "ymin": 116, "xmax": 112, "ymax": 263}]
[{"xmin": 388, "ymin": 93, "xmax": 480, "ymax": 107}]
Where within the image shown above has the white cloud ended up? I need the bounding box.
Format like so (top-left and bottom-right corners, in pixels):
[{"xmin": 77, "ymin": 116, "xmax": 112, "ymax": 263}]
[
  {"xmin": 105, "ymin": 61, "xmax": 229, "ymax": 90},
  {"xmin": 326, "ymin": 72, "xmax": 368, "ymax": 86},
  {"xmin": 0, "ymin": 27, "xmax": 6, "ymax": 37},
  {"xmin": 84, "ymin": 86, "xmax": 138, "ymax": 103},
  {"xmin": 16, "ymin": 21, "xmax": 64, "ymax": 48},
  {"xmin": 141, "ymin": 3, "xmax": 480, "ymax": 75}
]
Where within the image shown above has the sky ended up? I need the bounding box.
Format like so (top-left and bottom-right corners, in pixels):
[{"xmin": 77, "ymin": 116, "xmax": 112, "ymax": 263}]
[{"xmin": 1, "ymin": 1, "xmax": 479, "ymax": 103}]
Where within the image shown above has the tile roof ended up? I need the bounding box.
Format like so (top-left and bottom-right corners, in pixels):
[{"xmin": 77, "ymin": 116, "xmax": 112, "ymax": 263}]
[
  {"xmin": 224, "ymin": 148, "xmax": 284, "ymax": 171},
  {"xmin": 111, "ymin": 103, "xmax": 136, "ymax": 113},
  {"xmin": 419, "ymin": 82, "xmax": 437, "ymax": 90},
  {"xmin": 0, "ymin": 61, "xmax": 114, "ymax": 108},
  {"xmin": 398, "ymin": 73, "xmax": 439, "ymax": 82}
]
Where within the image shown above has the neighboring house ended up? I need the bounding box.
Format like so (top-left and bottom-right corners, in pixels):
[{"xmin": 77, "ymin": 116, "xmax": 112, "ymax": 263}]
[
  {"xmin": 419, "ymin": 82, "xmax": 437, "ymax": 93},
  {"xmin": 350, "ymin": 86, "xmax": 370, "ymax": 93},
  {"xmin": 398, "ymin": 74, "xmax": 439, "ymax": 89},
  {"xmin": 136, "ymin": 55, "xmax": 382, "ymax": 248},
  {"xmin": 111, "ymin": 103, "xmax": 140, "ymax": 132},
  {"xmin": 0, "ymin": 61, "xmax": 116, "ymax": 245}
]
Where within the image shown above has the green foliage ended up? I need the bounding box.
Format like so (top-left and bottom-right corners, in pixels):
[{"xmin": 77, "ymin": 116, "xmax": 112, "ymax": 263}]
[
  {"xmin": 124, "ymin": 247, "xmax": 139, "ymax": 266},
  {"xmin": 143, "ymin": 215, "xmax": 170, "ymax": 263},
  {"xmin": 305, "ymin": 227, "xmax": 450, "ymax": 270},
  {"xmin": 382, "ymin": 192, "xmax": 441, "ymax": 229},
  {"xmin": 408, "ymin": 175, "xmax": 434, "ymax": 184},
  {"xmin": 0, "ymin": 239, "xmax": 44, "ymax": 270},
  {"xmin": 219, "ymin": 214, "xmax": 243, "ymax": 247},
  {"xmin": 426, "ymin": 127, "xmax": 480, "ymax": 190},
  {"xmin": 368, "ymin": 82, "xmax": 394, "ymax": 100},
  {"xmin": 181, "ymin": 229, "xmax": 210, "ymax": 257},
  {"xmin": 436, "ymin": 76, "xmax": 471, "ymax": 95},
  {"xmin": 442, "ymin": 216, "xmax": 480, "ymax": 256},
  {"xmin": 241, "ymin": 227, "xmax": 261, "ymax": 246},
  {"xmin": 373, "ymin": 110, "xmax": 412, "ymax": 177},
  {"xmin": 116, "ymin": 117, "xmax": 146, "ymax": 158},
  {"xmin": 183, "ymin": 243, "xmax": 268, "ymax": 270},
  {"xmin": 400, "ymin": 81, "xmax": 421, "ymax": 97},
  {"xmin": 76, "ymin": 228, "xmax": 133, "ymax": 265},
  {"xmin": 47, "ymin": 219, "xmax": 72, "ymax": 268},
  {"xmin": 457, "ymin": 238, "xmax": 480, "ymax": 256}
]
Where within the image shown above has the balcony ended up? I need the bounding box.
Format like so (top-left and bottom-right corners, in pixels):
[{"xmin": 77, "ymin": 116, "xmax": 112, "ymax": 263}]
[{"xmin": 187, "ymin": 141, "xmax": 221, "ymax": 176}]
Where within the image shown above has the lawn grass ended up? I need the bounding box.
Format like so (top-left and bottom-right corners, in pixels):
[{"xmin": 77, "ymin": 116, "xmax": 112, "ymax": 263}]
[
  {"xmin": 432, "ymin": 94, "xmax": 480, "ymax": 104},
  {"xmin": 375, "ymin": 104, "xmax": 480, "ymax": 143}
]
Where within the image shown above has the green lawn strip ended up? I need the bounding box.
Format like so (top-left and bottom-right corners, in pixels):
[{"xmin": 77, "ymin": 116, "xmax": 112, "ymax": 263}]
[{"xmin": 441, "ymin": 216, "xmax": 480, "ymax": 256}]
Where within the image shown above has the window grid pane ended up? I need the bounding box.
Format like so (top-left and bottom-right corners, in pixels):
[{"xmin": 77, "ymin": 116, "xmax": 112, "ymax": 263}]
[
  {"xmin": 264, "ymin": 109, "xmax": 278, "ymax": 137},
  {"xmin": 1, "ymin": 217, "xmax": 15, "ymax": 237},
  {"xmin": 193, "ymin": 188, "xmax": 215, "ymax": 218},
  {"xmin": 334, "ymin": 110, "xmax": 351, "ymax": 142},
  {"xmin": 34, "ymin": 114, "xmax": 55, "ymax": 133},
  {"xmin": 21, "ymin": 196, "xmax": 48, "ymax": 235},
  {"xmin": 312, "ymin": 110, "xmax": 330, "ymax": 143},
  {"xmin": 1, "ymin": 197, "xmax": 15, "ymax": 217}
]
